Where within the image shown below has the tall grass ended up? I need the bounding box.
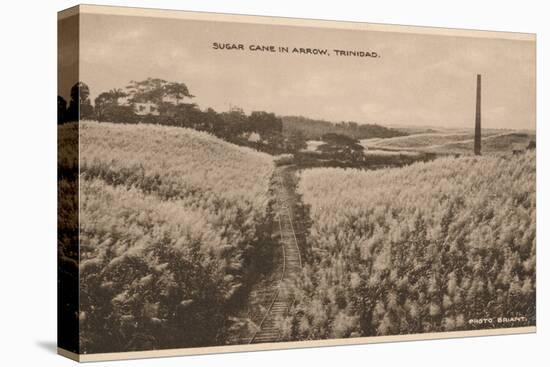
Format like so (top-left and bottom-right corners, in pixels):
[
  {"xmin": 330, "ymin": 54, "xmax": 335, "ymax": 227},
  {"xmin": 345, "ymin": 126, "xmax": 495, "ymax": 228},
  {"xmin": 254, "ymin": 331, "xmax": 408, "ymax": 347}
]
[
  {"xmin": 75, "ymin": 121, "xmax": 275, "ymax": 352},
  {"xmin": 281, "ymin": 152, "xmax": 535, "ymax": 339}
]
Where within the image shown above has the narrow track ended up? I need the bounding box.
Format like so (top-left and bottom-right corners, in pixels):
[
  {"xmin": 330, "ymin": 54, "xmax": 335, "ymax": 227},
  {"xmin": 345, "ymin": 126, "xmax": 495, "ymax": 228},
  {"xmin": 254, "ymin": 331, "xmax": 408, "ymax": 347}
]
[{"xmin": 249, "ymin": 168, "xmax": 302, "ymax": 344}]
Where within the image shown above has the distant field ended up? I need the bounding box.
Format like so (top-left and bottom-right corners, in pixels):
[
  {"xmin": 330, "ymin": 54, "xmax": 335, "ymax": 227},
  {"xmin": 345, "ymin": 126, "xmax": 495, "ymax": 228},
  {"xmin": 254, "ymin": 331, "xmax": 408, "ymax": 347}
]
[
  {"xmin": 425, "ymin": 132, "xmax": 535, "ymax": 155},
  {"xmin": 306, "ymin": 131, "xmax": 531, "ymax": 159},
  {"xmin": 363, "ymin": 130, "xmax": 534, "ymax": 155},
  {"xmin": 363, "ymin": 131, "xmax": 500, "ymax": 149}
]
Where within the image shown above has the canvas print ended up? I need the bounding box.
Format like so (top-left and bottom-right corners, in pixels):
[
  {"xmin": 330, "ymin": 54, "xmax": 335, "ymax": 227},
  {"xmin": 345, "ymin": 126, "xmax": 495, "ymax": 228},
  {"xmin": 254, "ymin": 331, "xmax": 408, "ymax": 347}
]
[{"xmin": 58, "ymin": 5, "xmax": 536, "ymax": 362}]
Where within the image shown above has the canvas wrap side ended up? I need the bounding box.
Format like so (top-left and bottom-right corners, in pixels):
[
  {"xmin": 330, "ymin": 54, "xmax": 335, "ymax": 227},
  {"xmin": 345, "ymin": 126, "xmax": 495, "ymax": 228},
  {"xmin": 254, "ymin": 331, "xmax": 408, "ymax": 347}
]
[{"xmin": 57, "ymin": 8, "xmax": 80, "ymax": 355}]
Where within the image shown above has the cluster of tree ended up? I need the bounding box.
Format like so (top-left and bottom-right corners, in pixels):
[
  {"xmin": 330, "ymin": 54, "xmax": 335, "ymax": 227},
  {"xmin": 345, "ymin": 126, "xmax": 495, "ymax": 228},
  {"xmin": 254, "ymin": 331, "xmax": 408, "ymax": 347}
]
[
  {"xmin": 280, "ymin": 152, "xmax": 536, "ymax": 340},
  {"xmin": 316, "ymin": 133, "xmax": 366, "ymax": 163},
  {"xmin": 282, "ymin": 115, "xmax": 406, "ymax": 141},
  {"xmin": 58, "ymin": 79, "xmax": 307, "ymax": 155},
  {"xmin": 58, "ymin": 82, "xmax": 94, "ymax": 124},
  {"xmin": 58, "ymin": 79, "xmax": 194, "ymax": 125},
  {"xmin": 58, "ymin": 79, "xmax": 412, "ymax": 161}
]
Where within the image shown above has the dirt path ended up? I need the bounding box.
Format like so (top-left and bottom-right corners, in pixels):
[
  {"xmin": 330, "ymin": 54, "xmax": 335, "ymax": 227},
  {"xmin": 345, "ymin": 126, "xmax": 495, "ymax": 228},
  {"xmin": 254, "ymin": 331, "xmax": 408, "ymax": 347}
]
[{"xmin": 248, "ymin": 166, "xmax": 303, "ymax": 344}]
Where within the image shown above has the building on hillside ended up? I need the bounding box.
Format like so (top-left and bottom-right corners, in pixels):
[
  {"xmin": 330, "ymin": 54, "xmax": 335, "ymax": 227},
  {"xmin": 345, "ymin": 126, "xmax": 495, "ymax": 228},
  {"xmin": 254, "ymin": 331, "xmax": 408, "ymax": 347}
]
[
  {"xmin": 117, "ymin": 96, "xmax": 161, "ymax": 116},
  {"xmin": 134, "ymin": 102, "xmax": 160, "ymax": 116}
]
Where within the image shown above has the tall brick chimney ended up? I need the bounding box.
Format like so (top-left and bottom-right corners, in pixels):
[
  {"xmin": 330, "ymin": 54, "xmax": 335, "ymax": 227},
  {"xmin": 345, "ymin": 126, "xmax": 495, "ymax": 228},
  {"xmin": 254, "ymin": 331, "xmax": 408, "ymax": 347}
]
[{"xmin": 474, "ymin": 74, "xmax": 481, "ymax": 155}]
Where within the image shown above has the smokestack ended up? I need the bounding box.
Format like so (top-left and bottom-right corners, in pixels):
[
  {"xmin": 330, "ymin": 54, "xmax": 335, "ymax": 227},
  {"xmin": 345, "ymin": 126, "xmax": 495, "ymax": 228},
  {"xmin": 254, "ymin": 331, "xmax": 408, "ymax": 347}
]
[{"xmin": 474, "ymin": 74, "xmax": 481, "ymax": 155}]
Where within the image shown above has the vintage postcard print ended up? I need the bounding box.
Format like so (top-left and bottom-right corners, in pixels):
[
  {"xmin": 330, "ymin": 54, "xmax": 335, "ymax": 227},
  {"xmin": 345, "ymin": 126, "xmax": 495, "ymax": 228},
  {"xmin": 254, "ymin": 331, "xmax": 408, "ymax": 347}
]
[{"xmin": 58, "ymin": 5, "xmax": 536, "ymax": 362}]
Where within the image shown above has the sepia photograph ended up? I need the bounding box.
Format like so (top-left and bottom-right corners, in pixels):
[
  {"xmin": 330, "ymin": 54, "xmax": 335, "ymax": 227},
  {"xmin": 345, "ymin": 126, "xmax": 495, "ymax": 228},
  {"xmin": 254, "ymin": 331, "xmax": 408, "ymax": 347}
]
[{"xmin": 57, "ymin": 5, "xmax": 535, "ymax": 361}]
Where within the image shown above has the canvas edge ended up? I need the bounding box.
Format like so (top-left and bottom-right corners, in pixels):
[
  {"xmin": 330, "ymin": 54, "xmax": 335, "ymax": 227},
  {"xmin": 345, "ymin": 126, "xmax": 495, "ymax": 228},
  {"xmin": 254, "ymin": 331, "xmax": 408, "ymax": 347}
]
[
  {"xmin": 58, "ymin": 347, "xmax": 81, "ymax": 362},
  {"xmin": 58, "ymin": 5, "xmax": 80, "ymax": 20},
  {"xmin": 57, "ymin": 9, "xmax": 81, "ymax": 356},
  {"xmin": 58, "ymin": 4, "xmax": 535, "ymax": 41},
  {"xmin": 56, "ymin": 326, "xmax": 535, "ymax": 363}
]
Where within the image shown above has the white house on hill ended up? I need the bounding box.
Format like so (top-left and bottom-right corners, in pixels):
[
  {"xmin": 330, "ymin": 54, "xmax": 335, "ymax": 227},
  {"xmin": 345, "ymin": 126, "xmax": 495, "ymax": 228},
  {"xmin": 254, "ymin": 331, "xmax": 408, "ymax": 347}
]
[{"xmin": 134, "ymin": 102, "xmax": 160, "ymax": 116}]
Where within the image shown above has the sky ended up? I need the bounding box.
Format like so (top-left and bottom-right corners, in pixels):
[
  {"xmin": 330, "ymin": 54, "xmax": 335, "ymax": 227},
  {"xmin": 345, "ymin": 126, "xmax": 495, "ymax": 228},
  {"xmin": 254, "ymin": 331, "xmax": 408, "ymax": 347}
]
[{"xmin": 68, "ymin": 12, "xmax": 535, "ymax": 130}]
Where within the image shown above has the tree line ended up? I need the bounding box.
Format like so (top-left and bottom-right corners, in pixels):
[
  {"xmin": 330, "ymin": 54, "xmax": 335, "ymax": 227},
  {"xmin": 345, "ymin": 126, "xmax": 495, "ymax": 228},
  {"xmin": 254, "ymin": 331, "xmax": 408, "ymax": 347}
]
[
  {"xmin": 57, "ymin": 78, "xmax": 409, "ymax": 160},
  {"xmin": 58, "ymin": 79, "xmax": 306, "ymax": 155},
  {"xmin": 282, "ymin": 115, "xmax": 406, "ymax": 140}
]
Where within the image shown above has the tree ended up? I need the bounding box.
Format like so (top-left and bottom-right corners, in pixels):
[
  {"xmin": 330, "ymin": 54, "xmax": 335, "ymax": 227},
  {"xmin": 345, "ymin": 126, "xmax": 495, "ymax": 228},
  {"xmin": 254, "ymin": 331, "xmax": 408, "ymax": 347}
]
[
  {"xmin": 166, "ymin": 103, "xmax": 201, "ymax": 127},
  {"xmin": 219, "ymin": 108, "xmax": 248, "ymax": 138},
  {"xmin": 108, "ymin": 88, "xmax": 127, "ymax": 103},
  {"xmin": 66, "ymin": 82, "xmax": 94, "ymax": 121},
  {"xmin": 94, "ymin": 89, "xmax": 131, "ymax": 122},
  {"xmin": 317, "ymin": 133, "xmax": 366, "ymax": 163},
  {"xmin": 94, "ymin": 89, "xmax": 135, "ymax": 123},
  {"xmin": 126, "ymin": 78, "xmax": 168, "ymax": 105},
  {"xmin": 247, "ymin": 111, "xmax": 284, "ymax": 152},
  {"xmin": 165, "ymin": 82, "xmax": 194, "ymax": 105},
  {"xmin": 249, "ymin": 111, "xmax": 283, "ymax": 137},
  {"xmin": 58, "ymin": 96, "xmax": 67, "ymax": 124},
  {"xmin": 94, "ymin": 92, "xmax": 113, "ymax": 121},
  {"xmin": 125, "ymin": 79, "xmax": 194, "ymax": 122},
  {"xmin": 203, "ymin": 108, "xmax": 223, "ymax": 134},
  {"xmin": 284, "ymin": 129, "xmax": 307, "ymax": 153}
]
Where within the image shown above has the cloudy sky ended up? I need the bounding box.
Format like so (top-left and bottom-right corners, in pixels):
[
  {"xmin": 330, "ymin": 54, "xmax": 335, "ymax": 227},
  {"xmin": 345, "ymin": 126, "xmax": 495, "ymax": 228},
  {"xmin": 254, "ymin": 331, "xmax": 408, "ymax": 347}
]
[{"xmin": 73, "ymin": 12, "xmax": 535, "ymax": 129}]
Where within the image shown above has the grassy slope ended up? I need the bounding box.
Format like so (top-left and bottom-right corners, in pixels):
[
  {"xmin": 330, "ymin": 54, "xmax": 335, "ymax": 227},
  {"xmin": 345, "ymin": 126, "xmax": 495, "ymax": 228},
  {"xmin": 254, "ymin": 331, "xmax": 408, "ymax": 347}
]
[
  {"xmin": 426, "ymin": 132, "xmax": 536, "ymax": 155},
  {"xmin": 362, "ymin": 131, "xmax": 534, "ymax": 155},
  {"xmin": 75, "ymin": 121, "xmax": 276, "ymax": 352},
  {"xmin": 283, "ymin": 152, "xmax": 535, "ymax": 339},
  {"xmin": 363, "ymin": 131, "xmax": 500, "ymax": 148}
]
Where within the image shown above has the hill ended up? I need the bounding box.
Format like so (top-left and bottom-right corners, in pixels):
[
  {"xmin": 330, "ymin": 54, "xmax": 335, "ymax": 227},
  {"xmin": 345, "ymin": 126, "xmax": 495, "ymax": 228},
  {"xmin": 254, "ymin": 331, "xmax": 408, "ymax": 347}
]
[
  {"xmin": 280, "ymin": 152, "xmax": 535, "ymax": 340},
  {"xmin": 74, "ymin": 121, "xmax": 275, "ymax": 352},
  {"xmin": 362, "ymin": 131, "xmax": 500, "ymax": 149},
  {"xmin": 363, "ymin": 131, "xmax": 534, "ymax": 155},
  {"xmin": 282, "ymin": 115, "xmax": 407, "ymax": 140},
  {"xmin": 426, "ymin": 132, "xmax": 536, "ymax": 155}
]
